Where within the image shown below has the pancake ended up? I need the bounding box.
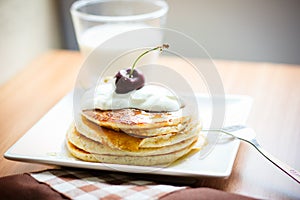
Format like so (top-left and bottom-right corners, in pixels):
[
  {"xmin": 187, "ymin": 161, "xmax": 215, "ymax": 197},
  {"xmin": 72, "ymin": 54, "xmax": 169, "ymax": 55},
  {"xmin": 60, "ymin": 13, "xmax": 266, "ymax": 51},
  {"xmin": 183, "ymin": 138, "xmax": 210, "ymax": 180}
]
[
  {"xmin": 66, "ymin": 101, "xmax": 203, "ymax": 166},
  {"xmin": 66, "ymin": 139, "xmax": 198, "ymax": 166},
  {"xmin": 82, "ymin": 109, "xmax": 189, "ymax": 137},
  {"xmin": 77, "ymin": 117, "xmax": 142, "ymax": 151},
  {"xmin": 139, "ymin": 126, "xmax": 200, "ymax": 148},
  {"xmin": 77, "ymin": 116, "xmax": 201, "ymax": 150},
  {"xmin": 67, "ymin": 124, "xmax": 199, "ymax": 156}
]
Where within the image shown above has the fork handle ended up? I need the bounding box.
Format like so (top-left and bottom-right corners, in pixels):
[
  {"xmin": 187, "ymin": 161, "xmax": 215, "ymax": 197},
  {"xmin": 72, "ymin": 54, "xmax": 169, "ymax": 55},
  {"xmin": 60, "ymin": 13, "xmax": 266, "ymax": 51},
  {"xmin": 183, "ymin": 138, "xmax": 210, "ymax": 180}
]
[{"xmin": 253, "ymin": 144, "xmax": 300, "ymax": 184}]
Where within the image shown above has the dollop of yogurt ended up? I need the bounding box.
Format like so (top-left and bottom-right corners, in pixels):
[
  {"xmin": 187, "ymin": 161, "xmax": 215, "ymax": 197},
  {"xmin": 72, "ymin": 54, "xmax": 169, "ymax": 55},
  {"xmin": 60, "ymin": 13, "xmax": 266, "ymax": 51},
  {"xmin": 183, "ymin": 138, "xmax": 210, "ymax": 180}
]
[{"xmin": 81, "ymin": 80, "xmax": 182, "ymax": 112}]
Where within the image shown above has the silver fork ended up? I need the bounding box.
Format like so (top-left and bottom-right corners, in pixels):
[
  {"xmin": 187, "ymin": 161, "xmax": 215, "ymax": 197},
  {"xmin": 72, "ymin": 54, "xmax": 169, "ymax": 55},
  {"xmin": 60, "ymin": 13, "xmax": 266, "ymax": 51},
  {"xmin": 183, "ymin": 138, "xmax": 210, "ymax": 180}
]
[{"xmin": 219, "ymin": 125, "xmax": 300, "ymax": 184}]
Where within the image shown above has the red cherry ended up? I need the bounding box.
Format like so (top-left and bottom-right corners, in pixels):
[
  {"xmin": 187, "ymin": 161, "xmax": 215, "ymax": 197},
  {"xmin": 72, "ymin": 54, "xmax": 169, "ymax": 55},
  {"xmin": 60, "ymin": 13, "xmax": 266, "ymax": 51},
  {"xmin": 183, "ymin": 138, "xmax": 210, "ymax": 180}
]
[
  {"xmin": 115, "ymin": 69, "xmax": 145, "ymax": 94},
  {"xmin": 113, "ymin": 44, "xmax": 169, "ymax": 94}
]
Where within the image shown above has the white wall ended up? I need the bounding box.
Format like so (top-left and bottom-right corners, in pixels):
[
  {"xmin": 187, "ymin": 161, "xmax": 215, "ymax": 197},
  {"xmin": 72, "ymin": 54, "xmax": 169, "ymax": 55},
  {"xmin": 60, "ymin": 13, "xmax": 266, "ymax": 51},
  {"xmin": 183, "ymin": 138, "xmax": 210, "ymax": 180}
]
[
  {"xmin": 0, "ymin": 0, "xmax": 61, "ymax": 85},
  {"xmin": 0, "ymin": 0, "xmax": 299, "ymax": 85},
  {"xmin": 165, "ymin": 0, "xmax": 300, "ymax": 64}
]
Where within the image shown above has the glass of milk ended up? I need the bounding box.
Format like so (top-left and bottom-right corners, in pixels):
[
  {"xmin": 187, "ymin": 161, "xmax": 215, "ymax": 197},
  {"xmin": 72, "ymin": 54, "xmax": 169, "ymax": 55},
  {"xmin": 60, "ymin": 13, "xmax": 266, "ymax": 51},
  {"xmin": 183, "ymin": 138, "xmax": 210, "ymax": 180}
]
[{"xmin": 70, "ymin": 0, "xmax": 169, "ymax": 57}]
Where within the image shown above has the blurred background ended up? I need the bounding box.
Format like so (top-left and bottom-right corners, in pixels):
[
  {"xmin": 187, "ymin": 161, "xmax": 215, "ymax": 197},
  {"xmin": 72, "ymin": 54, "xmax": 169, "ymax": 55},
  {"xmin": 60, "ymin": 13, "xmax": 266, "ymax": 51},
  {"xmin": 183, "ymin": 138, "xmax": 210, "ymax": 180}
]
[{"xmin": 0, "ymin": 0, "xmax": 299, "ymax": 85}]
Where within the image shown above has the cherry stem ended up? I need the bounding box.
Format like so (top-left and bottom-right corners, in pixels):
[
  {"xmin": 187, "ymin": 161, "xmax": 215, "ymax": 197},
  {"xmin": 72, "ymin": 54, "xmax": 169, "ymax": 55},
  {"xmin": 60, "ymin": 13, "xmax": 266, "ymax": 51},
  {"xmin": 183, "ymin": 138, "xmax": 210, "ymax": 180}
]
[{"xmin": 129, "ymin": 44, "xmax": 169, "ymax": 77}]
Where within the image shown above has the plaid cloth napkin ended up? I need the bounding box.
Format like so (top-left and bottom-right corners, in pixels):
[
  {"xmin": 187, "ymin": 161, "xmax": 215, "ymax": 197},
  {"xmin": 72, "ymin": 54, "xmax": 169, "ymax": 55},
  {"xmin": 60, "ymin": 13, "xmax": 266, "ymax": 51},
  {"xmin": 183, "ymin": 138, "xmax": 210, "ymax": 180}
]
[
  {"xmin": 0, "ymin": 169, "xmax": 256, "ymax": 200},
  {"xmin": 30, "ymin": 169, "xmax": 187, "ymax": 200}
]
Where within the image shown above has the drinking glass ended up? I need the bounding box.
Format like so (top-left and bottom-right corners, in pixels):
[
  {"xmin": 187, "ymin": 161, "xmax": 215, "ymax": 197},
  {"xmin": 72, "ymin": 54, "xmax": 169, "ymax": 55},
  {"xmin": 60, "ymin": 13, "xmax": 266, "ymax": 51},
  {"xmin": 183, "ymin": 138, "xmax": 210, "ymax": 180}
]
[{"xmin": 70, "ymin": 0, "xmax": 169, "ymax": 56}]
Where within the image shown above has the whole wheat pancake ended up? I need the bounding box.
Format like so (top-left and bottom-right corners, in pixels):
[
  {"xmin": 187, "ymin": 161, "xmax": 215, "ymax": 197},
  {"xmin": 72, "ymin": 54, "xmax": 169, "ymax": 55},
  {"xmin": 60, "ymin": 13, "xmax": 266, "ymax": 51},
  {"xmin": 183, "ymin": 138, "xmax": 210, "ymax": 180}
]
[
  {"xmin": 67, "ymin": 92, "xmax": 203, "ymax": 166},
  {"xmin": 67, "ymin": 124, "xmax": 199, "ymax": 156},
  {"xmin": 82, "ymin": 109, "xmax": 189, "ymax": 137},
  {"xmin": 139, "ymin": 125, "xmax": 200, "ymax": 148},
  {"xmin": 66, "ymin": 140, "xmax": 197, "ymax": 166},
  {"xmin": 76, "ymin": 116, "xmax": 201, "ymax": 150}
]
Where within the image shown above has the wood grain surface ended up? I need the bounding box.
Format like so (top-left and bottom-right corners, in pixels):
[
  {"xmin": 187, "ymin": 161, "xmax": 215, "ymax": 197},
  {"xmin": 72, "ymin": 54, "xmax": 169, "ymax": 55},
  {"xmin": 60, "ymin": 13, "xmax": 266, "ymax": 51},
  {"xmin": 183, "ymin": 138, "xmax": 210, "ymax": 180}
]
[{"xmin": 0, "ymin": 50, "xmax": 299, "ymax": 199}]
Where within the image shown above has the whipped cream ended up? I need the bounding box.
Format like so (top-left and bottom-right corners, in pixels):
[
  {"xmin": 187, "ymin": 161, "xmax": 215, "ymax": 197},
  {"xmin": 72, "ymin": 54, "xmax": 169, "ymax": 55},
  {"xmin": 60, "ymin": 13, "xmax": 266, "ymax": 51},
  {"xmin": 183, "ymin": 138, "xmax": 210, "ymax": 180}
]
[{"xmin": 81, "ymin": 79, "xmax": 182, "ymax": 112}]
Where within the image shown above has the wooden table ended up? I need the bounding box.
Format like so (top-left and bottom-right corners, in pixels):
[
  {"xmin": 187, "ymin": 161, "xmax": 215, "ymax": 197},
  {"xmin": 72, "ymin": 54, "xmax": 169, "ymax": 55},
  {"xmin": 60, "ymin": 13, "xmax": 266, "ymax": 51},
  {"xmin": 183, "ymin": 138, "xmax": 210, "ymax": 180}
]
[{"xmin": 0, "ymin": 50, "xmax": 299, "ymax": 199}]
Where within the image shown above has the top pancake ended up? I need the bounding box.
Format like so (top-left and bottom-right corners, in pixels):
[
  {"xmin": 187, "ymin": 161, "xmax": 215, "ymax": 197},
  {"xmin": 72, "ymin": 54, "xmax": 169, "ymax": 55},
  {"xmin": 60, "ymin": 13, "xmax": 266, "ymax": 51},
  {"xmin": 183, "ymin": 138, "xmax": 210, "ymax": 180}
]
[{"xmin": 82, "ymin": 108, "xmax": 189, "ymax": 137}]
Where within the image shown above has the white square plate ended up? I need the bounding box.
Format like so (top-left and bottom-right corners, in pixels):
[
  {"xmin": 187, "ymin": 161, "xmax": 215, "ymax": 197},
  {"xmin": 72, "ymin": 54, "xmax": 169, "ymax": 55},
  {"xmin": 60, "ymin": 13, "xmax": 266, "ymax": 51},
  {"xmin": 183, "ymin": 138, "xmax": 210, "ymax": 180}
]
[{"xmin": 4, "ymin": 93, "xmax": 252, "ymax": 178}]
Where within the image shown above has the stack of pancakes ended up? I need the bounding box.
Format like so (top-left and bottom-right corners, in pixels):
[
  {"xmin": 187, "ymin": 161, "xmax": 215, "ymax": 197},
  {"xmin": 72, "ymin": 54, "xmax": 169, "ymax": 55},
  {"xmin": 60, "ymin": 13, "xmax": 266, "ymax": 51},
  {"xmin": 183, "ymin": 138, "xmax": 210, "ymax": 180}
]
[{"xmin": 66, "ymin": 108, "xmax": 202, "ymax": 166}]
